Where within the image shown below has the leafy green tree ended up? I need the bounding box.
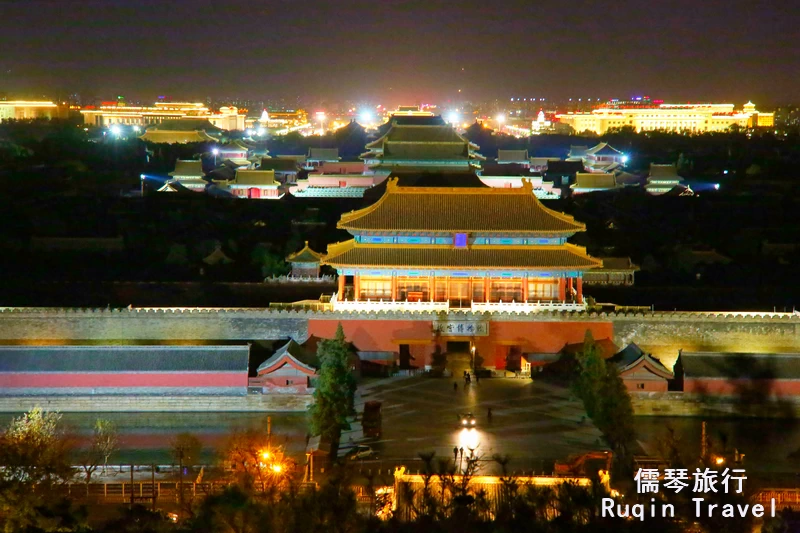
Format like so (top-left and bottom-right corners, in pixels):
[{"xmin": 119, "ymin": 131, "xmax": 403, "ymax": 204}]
[
  {"xmin": 570, "ymin": 331, "xmax": 636, "ymax": 466},
  {"xmin": 252, "ymin": 243, "xmax": 290, "ymax": 278},
  {"xmin": 572, "ymin": 330, "xmax": 606, "ymax": 418},
  {"xmin": 186, "ymin": 484, "xmax": 266, "ymax": 533},
  {"xmin": 0, "ymin": 408, "xmax": 78, "ymax": 532},
  {"xmin": 595, "ymin": 365, "xmax": 636, "ymax": 458},
  {"xmin": 79, "ymin": 418, "xmax": 119, "ymax": 482},
  {"xmin": 308, "ymin": 324, "xmax": 357, "ymax": 461}
]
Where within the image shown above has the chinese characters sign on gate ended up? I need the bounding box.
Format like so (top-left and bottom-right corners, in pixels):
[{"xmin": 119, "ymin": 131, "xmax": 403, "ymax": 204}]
[{"xmin": 432, "ymin": 321, "xmax": 489, "ymax": 336}]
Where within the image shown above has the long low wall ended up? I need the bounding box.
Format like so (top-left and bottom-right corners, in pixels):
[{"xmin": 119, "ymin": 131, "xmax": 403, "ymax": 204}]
[
  {"xmin": 0, "ymin": 394, "xmax": 313, "ymax": 413},
  {"xmin": 2, "ymin": 308, "xmax": 800, "ymax": 373},
  {"xmin": 611, "ymin": 312, "xmax": 800, "ymax": 369},
  {"xmin": 0, "ymin": 307, "xmax": 309, "ymax": 341},
  {"xmin": 631, "ymin": 392, "xmax": 800, "ymax": 418}
]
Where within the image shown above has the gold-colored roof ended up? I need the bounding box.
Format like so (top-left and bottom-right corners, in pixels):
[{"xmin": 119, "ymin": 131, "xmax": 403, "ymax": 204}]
[
  {"xmin": 338, "ymin": 178, "xmax": 585, "ymax": 234},
  {"xmin": 365, "ymin": 124, "xmax": 472, "ymax": 148},
  {"xmin": 572, "ymin": 172, "xmax": 618, "ymax": 189},
  {"xmin": 234, "ymin": 169, "xmax": 276, "ymax": 186},
  {"xmin": 286, "ymin": 241, "xmax": 322, "ymax": 263},
  {"xmin": 322, "ymin": 239, "xmax": 601, "ymax": 270},
  {"xmin": 169, "ymin": 159, "xmax": 204, "ymax": 178},
  {"xmin": 139, "ymin": 130, "xmax": 218, "ymax": 144}
]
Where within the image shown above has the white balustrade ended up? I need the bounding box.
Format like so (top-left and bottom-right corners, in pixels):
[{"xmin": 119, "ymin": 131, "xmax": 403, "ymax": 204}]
[
  {"xmin": 331, "ymin": 293, "xmax": 449, "ymax": 313},
  {"xmin": 470, "ymin": 299, "xmax": 587, "ymax": 313},
  {"xmin": 331, "ymin": 293, "xmax": 585, "ymax": 314}
]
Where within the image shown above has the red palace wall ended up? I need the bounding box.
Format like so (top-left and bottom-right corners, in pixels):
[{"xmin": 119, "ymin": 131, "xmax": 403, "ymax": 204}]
[
  {"xmin": 684, "ymin": 378, "xmax": 800, "ymax": 397},
  {"xmin": 308, "ymin": 318, "xmax": 613, "ymax": 369},
  {"xmin": 622, "ymin": 379, "xmax": 669, "ymax": 393}
]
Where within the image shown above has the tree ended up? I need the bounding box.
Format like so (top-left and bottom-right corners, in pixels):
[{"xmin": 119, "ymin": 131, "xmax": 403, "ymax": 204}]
[
  {"xmin": 0, "ymin": 408, "xmax": 78, "ymax": 532},
  {"xmin": 171, "ymin": 432, "xmax": 203, "ymax": 468},
  {"xmin": 98, "ymin": 505, "xmax": 174, "ymax": 533},
  {"xmin": 471, "ymin": 349, "xmax": 484, "ymax": 372},
  {"xmin": 308, "ymin": 324, "xmax": 357, "ymax": 461},
  {"xmin": 595, "ymin": 365, "xmax": 636, "ymax": 459},
  {"xmin": 251, "ymin": 243, "xmax": 290, "ymax": 278},
  {"xmin": 79, "ymin": 418, "xmax": 119, "ymax": 482},
  {"xmin": 570, "ymin": 331, "xmax": 636, "ymax": 466},
  {"xmin": 222, "ymin": 428, "xmax": 292, "ymax": 493},
  {"xmin": 571, "ymin": 330, "xmax": 606, "ymax": 418}
]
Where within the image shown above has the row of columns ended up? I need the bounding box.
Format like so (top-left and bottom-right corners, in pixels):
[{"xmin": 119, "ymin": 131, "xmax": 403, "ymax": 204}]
[
  {"xmin": 559, "ymin": 277, "xmax": 584, "ymax": 303},
  {"xmin": 337, "ymin": 273, "xmax": 583, "ymax": 303}
]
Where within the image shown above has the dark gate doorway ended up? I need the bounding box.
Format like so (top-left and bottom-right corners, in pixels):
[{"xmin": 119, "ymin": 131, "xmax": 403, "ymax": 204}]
[{"xmin": 446, "ymin": 341, "xmax": 470, "ymax": 353}]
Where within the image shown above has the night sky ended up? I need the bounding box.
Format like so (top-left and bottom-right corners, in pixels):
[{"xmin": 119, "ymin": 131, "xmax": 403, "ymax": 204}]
[{"xmin": 1, "ymin": 0, "xmax": 797, "ymax": 105}]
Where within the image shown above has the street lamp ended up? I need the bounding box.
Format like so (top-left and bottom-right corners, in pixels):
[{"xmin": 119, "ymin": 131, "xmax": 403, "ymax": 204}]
[
  {"xmin": 212, "ymin": 148, "xmax": 219, "ymax": 166},
  {"xmin": 140, "ymin": 174, "xmax": 145, "ymax": 197}
]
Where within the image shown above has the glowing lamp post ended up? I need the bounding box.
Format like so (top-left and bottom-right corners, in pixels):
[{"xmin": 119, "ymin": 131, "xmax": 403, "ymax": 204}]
[{"xmin": 212, "ymin": 148, "xmax": 219, "ymax": 166}]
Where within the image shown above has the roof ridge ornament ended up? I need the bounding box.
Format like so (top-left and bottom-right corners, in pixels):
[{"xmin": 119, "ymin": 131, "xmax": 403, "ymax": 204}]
[{"xmin": 521, "ymin": 178, "xmax": 533, "ymax": 194}]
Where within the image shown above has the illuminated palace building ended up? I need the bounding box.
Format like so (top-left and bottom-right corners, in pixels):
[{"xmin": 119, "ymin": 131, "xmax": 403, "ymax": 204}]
[
  {"xmin": 323, "ymin": 178, "xmax": 600, "ymax": 313},
  {"xmin": 80, "ymin": 101, "xmax": 245, "ymax": 130},
  {"xmin": 558, "ymin": 101, "xmax": 774, "ymax": 134},
  {"xmin": 362, "ymin": 115, "xmax": 484, "ymax": 171},
  {"xmin": 0, "ymin": 101, "xmax": 61, "ymax": 122}
]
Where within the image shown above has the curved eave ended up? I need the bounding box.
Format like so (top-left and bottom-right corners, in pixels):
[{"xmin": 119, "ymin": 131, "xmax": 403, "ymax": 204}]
[
  {"xmin": 337, "ymin": 178, "xmax": 585, "ymax": 234},
  {"xmin": 257, "ymin": 353, "xmax": 317, "ymax": 376},
  {"xmin": 321, "ymin": 240, "xmax": 602, "ymax": 270},
  {"xmin": 286, "ymin": 241, "xmax": 323, "ymax": 262},
  {"xmin": 620, "ymin": 356, "xmax": 674, "ymax": 380}
]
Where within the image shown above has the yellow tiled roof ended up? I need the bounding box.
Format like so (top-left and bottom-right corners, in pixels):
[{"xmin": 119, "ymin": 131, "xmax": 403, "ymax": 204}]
[
  {"xmin": 235, "ymin": 169, "xmax": 276, "ymax": 185},
  {"xmin": 572, "ymin": 172, "xmax": 617, "ymax": 189},
  {"xmin": 338, "ymin": 178, "xmax": 585, "ymax": 234},
  {"xmin": 322, "ymin": 240, "xmax": 601, "ymax": 270},
  {"xmin": 139, "ymin": 130, "xmax": 218, "ymax": 144},
  {"xmin": 366, "ymin": 124, "xmax": 471, "ymax": 148},
  {"xmin": 169, "ymin": 160, "xmax": 204, "ymax": 178},
  {"xmin": 286, "ymin": 241, "xmax": 322, "ymax": 263}
]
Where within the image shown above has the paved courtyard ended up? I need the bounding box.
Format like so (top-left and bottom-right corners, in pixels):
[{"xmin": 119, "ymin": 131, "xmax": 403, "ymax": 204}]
[{"xmin": 357, "ymin": 375, "xmax": 608, "ymax": 474}]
